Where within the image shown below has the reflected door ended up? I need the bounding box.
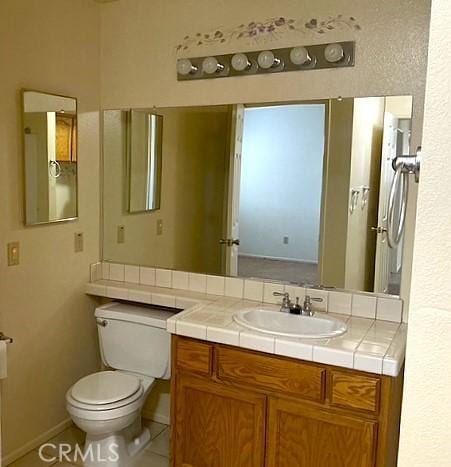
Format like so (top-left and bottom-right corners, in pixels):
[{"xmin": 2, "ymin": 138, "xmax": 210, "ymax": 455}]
[
  {"xmin": 225, "ymin": 104, "xmax": 244, "ymax": 276},
  {"xmin": 374, "ymin": 112, "xmax": 397, "ymax": 293}
]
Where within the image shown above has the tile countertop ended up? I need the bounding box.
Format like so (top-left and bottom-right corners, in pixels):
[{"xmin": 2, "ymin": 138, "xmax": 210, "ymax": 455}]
[{"xmin": 86, "ymin": 279, "xmax": 406, "ymax": 377}]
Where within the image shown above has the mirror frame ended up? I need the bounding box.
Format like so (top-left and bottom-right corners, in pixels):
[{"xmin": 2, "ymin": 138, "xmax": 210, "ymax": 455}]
[{"xmin": 21, "ymin": 89, "xmax": 79, "ymax": 226}]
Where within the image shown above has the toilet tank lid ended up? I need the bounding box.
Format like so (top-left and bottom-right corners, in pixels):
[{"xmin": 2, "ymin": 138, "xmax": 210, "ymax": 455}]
[{"xmin": 95, "ymin": 302, "xmax": 177, "ymax": 328}]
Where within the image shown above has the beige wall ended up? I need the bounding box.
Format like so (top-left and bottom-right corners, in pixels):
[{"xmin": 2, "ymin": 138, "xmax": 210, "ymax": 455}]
[
  {"xmin": 100, "ymin": 0, "xmax": 429, "ymax": 114},
  {"xmin": 398, "ymin": 0, "xmax": 451, "ymax": 464},
  {"xmin": 100, "ymin": 0, "xmax": 430, "ymax": 306},
  {"xmin": 103, "ymin": 107, "xmax": 231, "ymax": 275},
  {"xmin": 0, "ymin": 0, "xmax": 101, "ymax": 461}
]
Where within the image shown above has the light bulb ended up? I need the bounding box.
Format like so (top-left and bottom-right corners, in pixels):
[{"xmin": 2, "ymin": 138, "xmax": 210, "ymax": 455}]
[
  {"xmin": 177, "ymin": 58, "xmax": 197, "ymax": 76},
  {"xmin": 324, "ymin": 43, "xmax": 345, "ymax": 63},
  {"xmin": 202, "ymin": 56, "xmax": 224, "ymax": 74},
  {"xmin": 231, "ymin": 53, "xmax": 251, "ymax": 71},
  {"xmin": 290, "ymin": 47, "xmax": 311, "ymax": 66},
  {"xmin": 257, "ymin": 50, "xmax": 281, "ymax": 69}
]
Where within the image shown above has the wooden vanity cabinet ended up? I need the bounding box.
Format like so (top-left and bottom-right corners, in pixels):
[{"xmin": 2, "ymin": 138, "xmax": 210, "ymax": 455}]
[{"xmin": 170, "ymin": 336, "xmax": 403, "ymax": 467}]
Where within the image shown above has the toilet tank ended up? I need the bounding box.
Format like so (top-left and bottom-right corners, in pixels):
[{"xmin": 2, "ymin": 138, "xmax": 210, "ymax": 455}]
[{"xmin": 95, "ymin": 302, "xmax": 175, "ymax": 380}]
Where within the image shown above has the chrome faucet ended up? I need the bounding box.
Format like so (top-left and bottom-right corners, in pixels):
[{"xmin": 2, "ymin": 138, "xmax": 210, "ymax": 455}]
[
  {"xmin": 273, "ymin": 292, "xmax": 323, "ymax": 316},
  {"xmin": 301, "ymin": 296, "xmax": 323, "ymax": 316},
  {"xmin": 273, "ymin": 292, "xmax": 292, "ymax": 313}
]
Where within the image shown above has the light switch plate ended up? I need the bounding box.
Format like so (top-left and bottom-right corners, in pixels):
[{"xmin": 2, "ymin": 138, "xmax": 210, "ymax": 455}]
[
  {"xmin": 74, "ymin": 233, "xmax": 84, "ymax": 253},
  {"xmin": 7, "ymin": 242, "xmax": 20, "ymax": 266},
  {"xmin": 117, "ymin": 225, "xmax": 125, "ymax": 244}
]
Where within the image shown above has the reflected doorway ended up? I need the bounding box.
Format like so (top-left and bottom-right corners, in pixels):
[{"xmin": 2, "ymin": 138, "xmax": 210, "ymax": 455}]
[{"xmin": 236, "ymin": 103, "xmax": 327, "ymax": 284}]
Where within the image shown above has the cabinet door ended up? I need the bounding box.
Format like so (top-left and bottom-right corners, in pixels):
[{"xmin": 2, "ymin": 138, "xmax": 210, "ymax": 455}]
[
  {"xmin": 173, "ymin": 374, "xmax": 266, "ymax": 467},
  {"xmin": 266, "ymin": 397, "xmax": 377, "ymax": 467}
]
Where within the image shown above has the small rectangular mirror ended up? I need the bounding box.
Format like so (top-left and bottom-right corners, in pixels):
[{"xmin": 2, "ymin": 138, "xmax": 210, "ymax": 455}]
[
  {"xmin": 128, "ymin": 110, "xmax": 163, "ymax": 213},
  {"xmin": 22, "ymin": 90, "xmax": 78, "ymax": 225}
]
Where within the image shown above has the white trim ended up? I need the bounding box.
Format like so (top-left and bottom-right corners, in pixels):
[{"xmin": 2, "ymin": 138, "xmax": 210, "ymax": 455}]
[
  {"xmin": 2, "ymin": 418, "xmax": 72, "ymax": 466},
  {"xmin": 238, "ymin": 253, "xmax": 318, "ymax": 265}
]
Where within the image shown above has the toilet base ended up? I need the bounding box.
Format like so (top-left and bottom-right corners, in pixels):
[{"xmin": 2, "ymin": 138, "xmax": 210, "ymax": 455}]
[{"xmin": 81, "ymin": 417, "xmax": 150, "ymax": 467}]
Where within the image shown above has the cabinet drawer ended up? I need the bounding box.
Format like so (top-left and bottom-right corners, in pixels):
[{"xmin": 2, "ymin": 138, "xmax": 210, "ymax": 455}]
[
  {"xmin": 175, "ymin": 337, "xmax": 212, "ymax": 376},
  {"xmin": 216, "ymin": 346, "xmax": 325, "ymax": 401},
  {"xmin": 330, "ymin": 371, "xmax": 380, "ymax": 413}
]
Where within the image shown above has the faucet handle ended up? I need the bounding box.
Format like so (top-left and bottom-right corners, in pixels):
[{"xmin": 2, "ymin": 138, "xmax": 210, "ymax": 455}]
[
  {"xmin": 302, "ymin": 295, "xmax": 323, "ymax": 316},
  {"xmin": 273, "ymin": 291, "xmax": 291, "ymax": 312},
  {"xmin": 305, "ymin": 296, "xmax": 323, "ymax": 303},
  {"xmin": 273, "ymin": 291, "xmax": 290, "ymax": 304},
  {"xmin": 273, "ymin": 291, "xmax": 289, "ymax": 297}
]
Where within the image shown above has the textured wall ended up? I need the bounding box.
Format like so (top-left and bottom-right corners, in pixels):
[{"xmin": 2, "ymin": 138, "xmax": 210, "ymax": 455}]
[
  {"xmin": 0, "ymin": 0, "xmax": 101, "ymax": 460},
  {"xmin": 398, "ymin": 0, "xmax": 451, "ymax": 464},
  {"xmin": 100, "ymin": 0, "xmax": 429, "ymax": 114}
]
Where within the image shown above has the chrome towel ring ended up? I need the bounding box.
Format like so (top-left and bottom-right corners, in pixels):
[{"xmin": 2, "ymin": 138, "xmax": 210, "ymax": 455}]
[{"xmin": 387, "ymin": 147, "xmax": 421, "ymax": 248}]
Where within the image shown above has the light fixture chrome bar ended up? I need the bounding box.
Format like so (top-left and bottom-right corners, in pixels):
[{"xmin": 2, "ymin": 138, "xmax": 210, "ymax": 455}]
[{"xmin": 177, "ymin": 41, "xmax": 355, "ymax": 81}]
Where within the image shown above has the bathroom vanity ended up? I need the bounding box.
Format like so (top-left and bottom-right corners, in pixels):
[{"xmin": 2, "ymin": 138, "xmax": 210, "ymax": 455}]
[
  {"xmin": 171, "ymin": 335, "xmax": 403, "ymax": 467},
  {"xmin": 86, "ymin": 269, "xmax": 407, "ymax": 466}
]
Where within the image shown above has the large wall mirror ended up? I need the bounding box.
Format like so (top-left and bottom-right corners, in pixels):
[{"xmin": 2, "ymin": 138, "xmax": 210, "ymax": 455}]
[
  {"xmin": 102, "ymin": 96, "xmax": 413, "ymax": 296},
  {"xmin": 22, "ymin": 90, "xmax": 78, "ymax": 225}
]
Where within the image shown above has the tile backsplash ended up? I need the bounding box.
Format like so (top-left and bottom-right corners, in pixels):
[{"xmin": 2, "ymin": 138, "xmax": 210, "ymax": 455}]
[{"xmin": 90, "ymin": 262, "xmax": 405, "ymax": 323}]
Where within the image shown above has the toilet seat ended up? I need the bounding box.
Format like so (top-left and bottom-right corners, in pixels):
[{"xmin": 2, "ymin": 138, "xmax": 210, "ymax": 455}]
[
  {"xmin": 70, "ymin": 371, "xmax": 141, "ymax": 407},
  {"xmin": 72, "ymin": 371, "xmax": 141, "ymax": 405},
  {"xmin": 66, "ymin": 370, "xmax": 155, "ymax": 416}
]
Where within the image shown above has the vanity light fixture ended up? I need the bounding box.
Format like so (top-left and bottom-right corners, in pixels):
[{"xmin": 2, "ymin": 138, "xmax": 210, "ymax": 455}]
[
  {"xmin": 231, "ymin": 53, "xmax": 251, "ymax": 71},
  {"xmin": 176, "ymin": 42, "xmax": 355, "ymax": 81},
  {"xmin": 257, "ymin": 50, "xmax": 282, "ymax": 69},
  {"xmin": 177, "ymin": 58, "xmax": 198, "ymax": 76},
  {"xmin": 289, "ymin": 46, "xmax": 312, "ymax": 66},
  {"xmin": 202, "ymin": 56, "xmax": 225, "ymax": 74},
  {"xmin": 324, "ymin": 43, "xmax": 345, "ymax": 63}
]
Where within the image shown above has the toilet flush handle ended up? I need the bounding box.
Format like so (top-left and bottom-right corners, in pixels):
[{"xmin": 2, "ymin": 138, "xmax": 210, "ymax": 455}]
[{"xmin": 96, "ymin": 319, "xmax": 108, "ymax": 327}]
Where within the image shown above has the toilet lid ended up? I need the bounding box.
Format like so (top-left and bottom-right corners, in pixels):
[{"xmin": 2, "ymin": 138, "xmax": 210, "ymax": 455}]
[{"xmin": 71, "ymin": 371, "xmax": 141, "ymax": 405}]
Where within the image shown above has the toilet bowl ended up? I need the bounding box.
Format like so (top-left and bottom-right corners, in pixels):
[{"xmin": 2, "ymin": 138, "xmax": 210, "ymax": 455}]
[{"xmin": 66, "ymin": 303, "xmax": 173, "ymax": 466}]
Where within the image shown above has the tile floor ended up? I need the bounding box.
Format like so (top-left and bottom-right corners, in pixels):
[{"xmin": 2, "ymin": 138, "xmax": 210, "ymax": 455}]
[{"xmin": 8, "ymin": 420, "xmax": 170, "ymax": 467}]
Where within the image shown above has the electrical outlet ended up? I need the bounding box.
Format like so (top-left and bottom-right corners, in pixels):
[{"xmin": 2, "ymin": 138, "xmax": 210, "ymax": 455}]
[
  {"xmin": 157, "ymin": 219, "xmax": 163, "ymax": 236},
  {"xmin": 117, "ymin": 225, "xmax": 125, "ymax": 244},
  {"xmin": 283, "ymin": 236, "xmax": 289, "ymax": 244},
  {"xmin": 74, "ymin": 232, "xmax": 84, "ymax": 253},
  {"xmin": 7, "ymin": 242, "xmax": 20, "ymax": 266}
]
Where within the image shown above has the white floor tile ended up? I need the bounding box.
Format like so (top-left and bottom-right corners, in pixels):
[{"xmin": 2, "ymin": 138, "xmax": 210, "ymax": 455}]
[
  {"xmin": 147, "ymin": 427, "xmax": 170, "ymax": 457},
  {"xmin": 131, "ymin": 450, "xmax": 169, "ymax": 467},
  {"xmin": 143, "ymin": 420, "xmax": 168, "ymax": 440},
  {"xmin": 43, "ymin": 426, "xmax": 85, "ymax": 455},
  {"xmin": 9, "ymin": 449, "xmax": 58, "ymax": 467}
]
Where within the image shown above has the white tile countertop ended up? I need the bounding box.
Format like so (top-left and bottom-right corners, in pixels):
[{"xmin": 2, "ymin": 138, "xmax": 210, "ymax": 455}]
[{"xmin": 86, "ymin": 278, "xmax": 406, "ymax": 377}]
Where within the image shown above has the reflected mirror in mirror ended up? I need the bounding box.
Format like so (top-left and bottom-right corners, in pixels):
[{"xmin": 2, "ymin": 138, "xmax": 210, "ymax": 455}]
[
  {"xmin": 102, "ymin": 96, "xmax": 413, "ymax": 296},
  {"xmin": 22, "ymin": 90, "xmax": 78, "ymax": 225},
  {"xmin": 128, "ymin": 110, "xmax": 163, "ymax": 213}
]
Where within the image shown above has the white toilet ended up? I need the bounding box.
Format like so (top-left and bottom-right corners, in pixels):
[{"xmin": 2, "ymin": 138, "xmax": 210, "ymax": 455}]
[{"xmin": 66, "ymin": 302, "xmax": 173, "ymax": 467}]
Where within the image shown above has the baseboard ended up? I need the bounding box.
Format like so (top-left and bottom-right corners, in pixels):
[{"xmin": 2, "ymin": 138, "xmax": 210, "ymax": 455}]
[
  {"xmin": 143, "ymin": 411, "xmax": 170, "ymax": 426},
  {"xmin": 239, "ymin": 253, "xmax": 318, "ymax": 264},
  {"xmin": 2, "ymin": 418, "xmax": 72, "ymax": 466}
]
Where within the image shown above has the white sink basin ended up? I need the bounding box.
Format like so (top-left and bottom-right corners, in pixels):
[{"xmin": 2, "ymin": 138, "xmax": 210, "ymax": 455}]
[{"xmin": 233, "ymin": 308, "xmax": 347, "ymax": 339}]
